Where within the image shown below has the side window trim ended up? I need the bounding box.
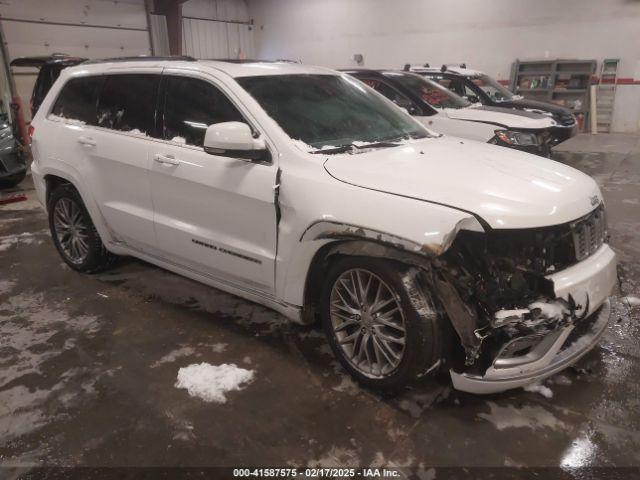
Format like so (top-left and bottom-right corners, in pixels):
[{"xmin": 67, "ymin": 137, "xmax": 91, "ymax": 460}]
[
  {"xmin": 159, "ymin": 70, "xmax": 277, "ymax": 156},
  {"xmin": 157, "ymin": 72, "xmax": 273, "ymax": 164}
]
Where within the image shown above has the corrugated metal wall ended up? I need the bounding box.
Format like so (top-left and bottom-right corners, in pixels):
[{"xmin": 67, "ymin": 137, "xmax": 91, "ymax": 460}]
[
  {"xmin": 182, "ymin": 0, "xmax": 254, "ymax": 60},
  {"xmin": 0, "ymin": 0, "xmax": 151, "ymax": 121}
]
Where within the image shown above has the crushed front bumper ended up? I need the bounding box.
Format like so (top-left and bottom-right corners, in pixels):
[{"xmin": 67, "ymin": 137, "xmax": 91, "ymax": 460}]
[{"xmin": 450, "ymin": 244, "xmax": 616, "ymax": 394}]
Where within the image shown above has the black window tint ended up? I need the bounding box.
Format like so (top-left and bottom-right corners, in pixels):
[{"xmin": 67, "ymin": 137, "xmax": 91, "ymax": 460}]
[
  {"xmin": 162, "ymin": 76, "xmax": 244, "ymax": 147},
  {"xmin": 97, "ymin": 74, "xmax": 160, "ymax": 135},
  {"xmin": 51, "ymin": 76, "xmax": 102, "ymax": 124}
]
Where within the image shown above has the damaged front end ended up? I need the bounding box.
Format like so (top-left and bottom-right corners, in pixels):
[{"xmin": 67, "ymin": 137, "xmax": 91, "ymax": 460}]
[{"xmin": 428, "ymin": 205, "xmax": 616, "ymax": 393}]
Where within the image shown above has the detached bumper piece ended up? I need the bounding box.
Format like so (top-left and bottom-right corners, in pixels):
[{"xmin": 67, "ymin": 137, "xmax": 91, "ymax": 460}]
[{"xmin": 450, "ymin": 300, "xmax": 610, "ymax": 394}]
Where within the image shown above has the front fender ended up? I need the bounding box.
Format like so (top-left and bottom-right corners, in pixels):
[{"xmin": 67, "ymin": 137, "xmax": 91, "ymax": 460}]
[{"xmin": 280, "ymin": 213, "xmax": 484, "ymax": 308}]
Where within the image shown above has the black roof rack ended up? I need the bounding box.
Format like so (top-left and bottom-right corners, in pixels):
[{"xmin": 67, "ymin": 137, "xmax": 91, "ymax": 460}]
[
  {"xmin": 209, "ymin": 58, "xmax": 299, "ymax": 64},
  {"xmin": 82, "ymin": 55, "xmax": 196, "ymax": 65},
  {"xmin": 441, "ymin": 63, "xmax": 467, "ymax": 72},
  {"xmin": 10, "ymin": 53, "xmax": 87, "ymax": 68}
]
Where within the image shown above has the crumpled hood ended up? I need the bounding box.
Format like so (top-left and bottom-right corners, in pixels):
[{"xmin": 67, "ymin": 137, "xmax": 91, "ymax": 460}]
[
  {"xmin": 324, "ymin": 136, "xmax": 601, "ymax": 229},
  {"xmin": 444, "ymin": 105, "xmax": 556, "ymax": 130}
]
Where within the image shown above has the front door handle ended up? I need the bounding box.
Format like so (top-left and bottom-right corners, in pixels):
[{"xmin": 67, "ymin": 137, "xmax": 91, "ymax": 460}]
[
  {"xmin": 154, "ymin": 153, "xmax": 180, "ymax": 166},
  {"xmin": 78, "ymin": 136, "xmax": 97, "ymax": 147}
]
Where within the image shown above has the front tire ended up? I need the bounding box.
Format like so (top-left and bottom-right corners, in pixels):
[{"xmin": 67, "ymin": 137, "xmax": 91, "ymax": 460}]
[
  {"xmin": 48, "ymin": 185, "xmax": 116, "ymax": 272},
  {"xmin": 321, "ymin": 256, "xmax": 443, "ymax": 391}
]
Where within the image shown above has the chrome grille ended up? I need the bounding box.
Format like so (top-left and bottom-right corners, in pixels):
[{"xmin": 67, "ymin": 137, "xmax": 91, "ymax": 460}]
[{"xmin": 571, "ymin": 205, "xmax": 607, "ymax": 261}]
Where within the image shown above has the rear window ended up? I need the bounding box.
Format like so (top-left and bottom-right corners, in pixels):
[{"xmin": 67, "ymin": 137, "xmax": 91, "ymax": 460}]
[
  {"xmin": 51, "ymin": 76, "xmax": 103, "ymax": 124},
  {"xmin": 96, "ymin": 74, "xmax": 160, "ymax": 135}
]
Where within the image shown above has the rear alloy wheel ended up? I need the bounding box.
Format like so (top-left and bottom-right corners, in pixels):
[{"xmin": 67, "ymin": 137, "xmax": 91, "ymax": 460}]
[
  {"xmin": 53, "ymin": 197, "xmax": 91, "ymax": 265},
  {"xmin": 48, "ymin": 185, "xmax": 116, "ymax": 272},
  {"xmin": 322, "ymin": 257, "xmax": 444, "ymax": 390}
]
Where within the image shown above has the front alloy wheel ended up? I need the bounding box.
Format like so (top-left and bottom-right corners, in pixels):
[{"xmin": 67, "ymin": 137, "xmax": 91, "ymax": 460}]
[
  {"xmin": 330, "ymin": 268, "xmax": 406, "ymax": 378},
  {"xmin": 322, "ymin": 257, "xmax": 445, "ymax": 390}
]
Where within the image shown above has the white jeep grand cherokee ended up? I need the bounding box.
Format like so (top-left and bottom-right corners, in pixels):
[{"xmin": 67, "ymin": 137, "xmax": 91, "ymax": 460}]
[{"xmin": 30, "ymin": 58, "xmax": 617, "ymax": 394}]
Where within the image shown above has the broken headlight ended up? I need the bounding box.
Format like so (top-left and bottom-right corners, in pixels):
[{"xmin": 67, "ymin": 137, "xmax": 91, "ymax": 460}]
[{"xmin": 494, "ymin": 129, "xmax": 538, "ymax": 146}]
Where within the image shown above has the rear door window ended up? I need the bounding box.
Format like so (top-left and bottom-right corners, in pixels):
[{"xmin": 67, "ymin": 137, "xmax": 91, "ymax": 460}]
[
  {"xmin": 51, "ymin": 76, "xmax": 103, "ymax": 124},
  {"xmin": 161, "ymin": 75, "xmax": 245, "ymax": 147},
  {"xmin": 96, "ymin": 74, "xmax": 160, "ymax": 136}
]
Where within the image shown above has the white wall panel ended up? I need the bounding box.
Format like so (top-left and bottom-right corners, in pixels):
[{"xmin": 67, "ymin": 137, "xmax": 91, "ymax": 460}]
[
  {"xmin": 184, "ymin": 0, "xmax": 250, "ymax": 22},
  {"xmin": 248, "ymin": 0, "xmax": 640, "ymax": 132},
  {"xmin": 182, "ymin": 0, "xmax": 254, "ymax": 61},
  {"xmin": 149, "ymin": 14, "xmax": 170, "ymax": 57}
]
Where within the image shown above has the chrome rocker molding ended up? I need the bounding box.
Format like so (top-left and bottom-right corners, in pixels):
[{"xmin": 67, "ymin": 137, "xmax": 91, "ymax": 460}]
[{"xmin": 450, "ymin": 299, "xmax": 611, "ymax": 394}]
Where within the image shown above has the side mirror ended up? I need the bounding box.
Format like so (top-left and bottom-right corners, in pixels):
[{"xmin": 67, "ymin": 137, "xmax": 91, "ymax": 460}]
[{"xmin": 203, "ymin": 121, "xmax": 268, "ymax": 161}]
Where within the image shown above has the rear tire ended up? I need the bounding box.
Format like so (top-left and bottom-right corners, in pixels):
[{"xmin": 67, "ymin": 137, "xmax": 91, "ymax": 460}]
[
  {"xmin": 48, "ymin": 185, "xmax": 117, "ymax": 273},
  {"xmin": 321, "ymin": 256, "xmax": 444, "ymax": 391}
]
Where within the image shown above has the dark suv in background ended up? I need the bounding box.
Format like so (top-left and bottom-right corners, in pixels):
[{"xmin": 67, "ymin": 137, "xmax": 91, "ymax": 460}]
[
  {"xmin": 407, "ymin": 64, "xmax": 578, "ymax": 145},
  {"xmin": 10, "ymin": 53, "xmax": 87, "ymax": 117}
]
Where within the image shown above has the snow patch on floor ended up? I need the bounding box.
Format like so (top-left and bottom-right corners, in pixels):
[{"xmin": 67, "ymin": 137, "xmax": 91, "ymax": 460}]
[
  {"xmin": 523, "ymin": 381, "xmax": 554, "ymax": 399},
  {"xmin": 0, "ymin": 279, "xmax": 16, "ymax": 295},
  {"xmin": 478, "ymin": 401, "xmax": 566, "ymax": 431},
  {"xmin": 548, "ymin": 374, "xmax": 572, "ymax": 386},
  {"xmin": 331, "ymin": 375, "xmax": 360, "ymax": 396},
  {"xmin": 210, "ymin": 343, "xmax": 227, "ymax": 353},
  {"xmin": 151, "ymin": 347, "xmax": 196, "ymax": 368},
  {"xmin": 175, "ymin": 363, "xmax": 254, "ymax": 403},
  {"xmin": 623, "ymin": 296, "xmax": 640, "ymax": 307},
  {"xmin": 305, "ymin": 446, "xmax": 360, "ymax": 468},
  {"xmin": 0, "ymin": 232, "xmax": 43, "ymax": 251}
]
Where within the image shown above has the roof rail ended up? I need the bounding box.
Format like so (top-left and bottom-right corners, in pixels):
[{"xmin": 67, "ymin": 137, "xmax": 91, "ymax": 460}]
[
  {"xmin": 441, "ymin": 63, "xmax": 467, "ymax": 72},
  {"xmin": 82, "ymin": 55, "xmax": 197, "ymax": 65},
  {"xmin": 210, "ymin": 58, "xmax": 300, "ymax": 64}
]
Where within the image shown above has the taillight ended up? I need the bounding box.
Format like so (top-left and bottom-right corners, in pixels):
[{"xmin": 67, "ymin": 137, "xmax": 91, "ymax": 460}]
[{"xmin": 28, "ymin": 125, "xmax": 35, "ymax": 144}]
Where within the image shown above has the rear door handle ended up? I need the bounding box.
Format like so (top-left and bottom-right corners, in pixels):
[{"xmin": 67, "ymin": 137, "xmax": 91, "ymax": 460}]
[
  {"xmin": 78, "ymin": 136, "xmax": 96, "ymax": 147},
  {"xmin": 154, "ymin": 153, "xmax": 180, "ymax": 166}
]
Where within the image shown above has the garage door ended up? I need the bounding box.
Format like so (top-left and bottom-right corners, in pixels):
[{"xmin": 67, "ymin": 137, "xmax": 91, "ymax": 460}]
[{"xmin": 0, "ymin": 0, "xmax": 152, "ymax": 122}]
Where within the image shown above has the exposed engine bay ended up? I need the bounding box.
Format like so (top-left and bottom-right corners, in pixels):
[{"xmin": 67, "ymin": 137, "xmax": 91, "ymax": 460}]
[{"xmin": 429, "ymin": 205, "xmax": 607, "ymax": 376}]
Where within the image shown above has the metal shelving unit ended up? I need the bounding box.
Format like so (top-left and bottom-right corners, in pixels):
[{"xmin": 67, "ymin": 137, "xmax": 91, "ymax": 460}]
[{"xmin": 510, "ymin": 59, "xmax": 597, "ymax": 132}]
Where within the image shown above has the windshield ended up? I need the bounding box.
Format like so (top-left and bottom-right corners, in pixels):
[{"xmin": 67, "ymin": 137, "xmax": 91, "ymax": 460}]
[
  {"xmin": 236, "ymin": 74, "xmax": 429, "ymax": 150},
  {"xmin": 470, "ymin": 74, "xmax": 514, "ymax": 102},
  {"xmin": 383, "ymin": 72, "xmax": 470, "ymax": 109}
]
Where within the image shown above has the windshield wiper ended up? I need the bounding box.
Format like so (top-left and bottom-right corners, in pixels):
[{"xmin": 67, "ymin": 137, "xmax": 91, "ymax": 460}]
[{"xmin": 311, "ymin": 140, "xmax": 402, "ymax": 154}]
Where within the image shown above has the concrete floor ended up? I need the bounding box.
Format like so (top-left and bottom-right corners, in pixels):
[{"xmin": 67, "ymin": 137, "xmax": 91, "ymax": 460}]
[{"xmin": 1, "ymin": 133, "xmax": 639, "ymax": 474}]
